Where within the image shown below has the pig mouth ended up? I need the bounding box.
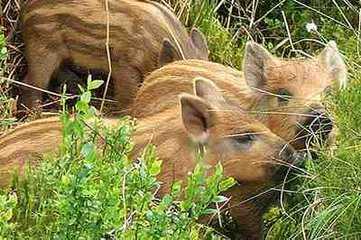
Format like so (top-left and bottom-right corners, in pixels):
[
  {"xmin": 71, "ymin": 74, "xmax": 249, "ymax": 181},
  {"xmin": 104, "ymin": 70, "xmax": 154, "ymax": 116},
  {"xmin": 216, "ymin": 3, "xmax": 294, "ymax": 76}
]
[
  {"xmin": 271, "ymin": 151, "xmax": 306, "ymax": 182},
  {"xmin": 266, "ymin": 143, "xmax": 305, "ymax": 183}
]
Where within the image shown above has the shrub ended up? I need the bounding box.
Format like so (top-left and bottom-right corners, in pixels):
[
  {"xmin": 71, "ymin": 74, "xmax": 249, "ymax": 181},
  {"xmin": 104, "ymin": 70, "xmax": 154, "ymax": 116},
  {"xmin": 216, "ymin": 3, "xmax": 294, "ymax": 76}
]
[{"xmin": 0, "ymin": 79, "xmax": 235, "ymax": 239}]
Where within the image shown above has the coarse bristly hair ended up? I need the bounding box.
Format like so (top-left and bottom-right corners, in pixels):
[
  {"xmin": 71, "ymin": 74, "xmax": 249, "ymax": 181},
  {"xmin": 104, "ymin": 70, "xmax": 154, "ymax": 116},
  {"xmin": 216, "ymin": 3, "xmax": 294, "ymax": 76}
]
[{"xmin": 15, "ymin": 0, "xmax": 209, "ymax": 113}]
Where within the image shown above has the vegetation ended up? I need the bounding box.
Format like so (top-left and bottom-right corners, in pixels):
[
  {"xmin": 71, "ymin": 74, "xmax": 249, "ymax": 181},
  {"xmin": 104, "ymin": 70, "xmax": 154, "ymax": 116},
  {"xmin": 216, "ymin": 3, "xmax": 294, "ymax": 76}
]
[
  {"xmin": 1, "ymin": 0, "xmax": 361, "ymax": 239},
  {"xmin": 0, "ymin": 77, "xmax": 235, "ymax": 239},
  {"xmin": 0, "ymin": 29, "xmax": 15, "ymax": 132}
]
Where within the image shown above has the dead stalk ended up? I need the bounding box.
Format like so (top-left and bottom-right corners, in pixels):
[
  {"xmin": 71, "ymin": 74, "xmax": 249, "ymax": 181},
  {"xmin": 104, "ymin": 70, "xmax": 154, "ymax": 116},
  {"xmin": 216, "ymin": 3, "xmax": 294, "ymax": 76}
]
[{"xmin": 100, "ymin": 0, "xmax": 113, "ymax": 114}]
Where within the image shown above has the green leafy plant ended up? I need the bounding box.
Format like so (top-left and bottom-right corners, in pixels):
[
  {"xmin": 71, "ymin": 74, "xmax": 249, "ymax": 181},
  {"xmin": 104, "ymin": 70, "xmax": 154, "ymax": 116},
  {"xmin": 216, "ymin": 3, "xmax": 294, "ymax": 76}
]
[
  {"xmin": 0, "ymin": 78, "xmax": 234, "ymax": 239},
  {"xmin": 0, "ymin": 193, "xmax": 17, "ymax": 237}
]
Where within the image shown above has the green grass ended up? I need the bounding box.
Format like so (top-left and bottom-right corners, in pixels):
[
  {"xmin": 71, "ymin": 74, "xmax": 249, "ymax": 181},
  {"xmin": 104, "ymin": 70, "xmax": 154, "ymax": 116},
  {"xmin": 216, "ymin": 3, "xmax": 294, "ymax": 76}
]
[{"xmin": 1, "ymin": 1, "xmax": 361, "ymax": 239}]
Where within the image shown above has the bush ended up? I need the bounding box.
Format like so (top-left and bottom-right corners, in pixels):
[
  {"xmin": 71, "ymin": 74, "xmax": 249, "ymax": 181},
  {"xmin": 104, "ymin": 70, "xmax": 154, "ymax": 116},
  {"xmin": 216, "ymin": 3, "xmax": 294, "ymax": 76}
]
[{"xmin": 0, "ymin": 79, "xmax": 235, "ymax": 239}]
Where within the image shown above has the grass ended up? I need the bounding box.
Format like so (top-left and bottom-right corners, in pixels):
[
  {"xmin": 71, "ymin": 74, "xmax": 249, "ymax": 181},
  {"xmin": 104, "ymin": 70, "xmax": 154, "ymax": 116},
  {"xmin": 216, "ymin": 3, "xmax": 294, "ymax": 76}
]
[{"xmin": 1, "ymin": 0, "xmax": 361, "ymax": 239}]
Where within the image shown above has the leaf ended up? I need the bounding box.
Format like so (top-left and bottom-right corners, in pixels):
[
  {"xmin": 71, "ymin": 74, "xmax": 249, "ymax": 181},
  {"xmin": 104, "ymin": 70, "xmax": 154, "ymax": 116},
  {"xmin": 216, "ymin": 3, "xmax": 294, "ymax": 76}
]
[
  {"xmin": 89, "ymin": 106, "xmax": 99, "ymax": 116},
  {"xmin": 215, "ymin": 162, "xmax": 223, "ymax": 176},
  {"xmin": 88, "ymin": 80, "xmax": 104, "ymax": 90},
  {"xmin": 72, "ymin": 120, "xmax": 84, "ymax": 136},
  {"xmin": 219, "ymin": 177, "xmax": 236, "ymax": 192},
  {"xmin": 161, "ymin": 195, "xmax": 173, "ymax": 206},
  {"xmin": 202, "ymin": 208, "xmax": 218, "ymax": 215},
  {"xmin": 86, "ymin": 74, "xmax": 92, "ymax": 86},
  {"xmin": 146, "ymin": 210, "xmax": 154, "ymax": 220},
  {"xmin": 1, "ymin": 47, "xmax": 7, "ymax": 55},
  {"xmin": 81, "ymin": 143, "xmax": 95, "ymax": 157},
  {"xmin": 180, "ymin": 201, "xmax": 191, "ymax": 212},
  {"xmin": 81, "ymin": 91, "xmax": 91, "ymax": 104},
  {"xmin": 61, "ymin": 175, "xmax": 71, "ymax": 186},
  {"xmin": 149, "ymin": 160, "xmax": 162, "ymax": 176},
  {"xmin": 212, "ymin": 195, "xmax": 229, "ymax": 203},
  {"xmin": 78, "ymin": 84, "xmax": 85, "ymax": 92},
  {"xmin": 75, "ymin": 100, "xmax": 87, "ymax": 112},
  {"xmin": 3, "ymin": 209, "xmax": 13, "ymax": 221},
  {"xmin": 171, "ymin": 181, "xmax": 182, "ymax": 196}
]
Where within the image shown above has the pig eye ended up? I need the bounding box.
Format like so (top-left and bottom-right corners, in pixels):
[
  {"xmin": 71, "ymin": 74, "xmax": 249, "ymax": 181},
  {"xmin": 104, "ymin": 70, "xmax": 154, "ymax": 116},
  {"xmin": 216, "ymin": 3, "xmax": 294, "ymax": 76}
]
[
  {"xmin": 233, "ymin": 133, "xmax": 256, "ymax": 149},
  {"xmin": 277, "ymin": 89, "xmax": 292, "ymax": 105}
]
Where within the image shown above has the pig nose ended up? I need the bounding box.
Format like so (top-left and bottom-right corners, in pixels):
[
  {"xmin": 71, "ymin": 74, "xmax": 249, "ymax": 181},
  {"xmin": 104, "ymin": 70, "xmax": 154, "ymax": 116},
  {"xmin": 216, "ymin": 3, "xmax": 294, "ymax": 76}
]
[
  {"xmin": 292, "ymin": 151, "xmax": 307, "ymax": 166},
  {"xmin": 301, "ymin": 108, "xmax": 333, "ymax": 144}
]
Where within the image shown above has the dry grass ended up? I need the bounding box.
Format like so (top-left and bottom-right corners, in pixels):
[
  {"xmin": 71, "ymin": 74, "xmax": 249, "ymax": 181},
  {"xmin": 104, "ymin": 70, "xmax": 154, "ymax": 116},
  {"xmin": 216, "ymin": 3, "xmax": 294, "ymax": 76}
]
[{"xmin": 2, "ymin": 0, "xmax": 26, "ymax": 82}]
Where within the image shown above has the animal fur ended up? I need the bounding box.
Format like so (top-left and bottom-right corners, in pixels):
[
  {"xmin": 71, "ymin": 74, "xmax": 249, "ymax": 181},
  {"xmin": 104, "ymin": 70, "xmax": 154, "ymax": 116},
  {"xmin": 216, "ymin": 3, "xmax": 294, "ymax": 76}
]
[
  {"xmin": 20, "ymin": 0, "xmax": 208, "ymax": 111},
  {"xmin": 136, "ymin": 41, "xmax": 347, "ymax": 150}
]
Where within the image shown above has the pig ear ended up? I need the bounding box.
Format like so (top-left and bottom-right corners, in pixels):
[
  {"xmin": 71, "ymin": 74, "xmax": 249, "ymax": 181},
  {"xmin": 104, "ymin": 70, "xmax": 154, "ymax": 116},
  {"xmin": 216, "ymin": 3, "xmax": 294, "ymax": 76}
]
[
  {"xmin": 179, "ymin": 93, "xmax": 214, "ymax": 143},
  {"xmin": 193, "ymin": 77, "xmax": 226, "ymax": 108},
  {"xmin": 243, "ymin": 41, "xmax": 274, "ymax": 90},
  {"xmin": 318, "ymin": 41, "xmax": 347, "ymax": 89},
  {"xmin": 159, "ymin": 39, "xmax": 182, "ymax": 67},
  {"xmin": 190, "ymin": 28, "xmax": 209, "ymax": 60}
]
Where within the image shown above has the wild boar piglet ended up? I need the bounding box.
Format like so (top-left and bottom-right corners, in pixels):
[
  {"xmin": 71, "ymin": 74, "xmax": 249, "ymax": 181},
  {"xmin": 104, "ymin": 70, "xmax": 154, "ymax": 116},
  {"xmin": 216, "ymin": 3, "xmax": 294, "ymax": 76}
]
[{"xmin": 20, "ymin": 0, "xmax": 208, "ymax": 111}]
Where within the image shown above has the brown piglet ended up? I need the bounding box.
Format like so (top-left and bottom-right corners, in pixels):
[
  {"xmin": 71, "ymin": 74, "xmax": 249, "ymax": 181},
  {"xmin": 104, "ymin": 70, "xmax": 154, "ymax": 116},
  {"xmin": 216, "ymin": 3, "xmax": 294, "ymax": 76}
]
[
  {"xmin": 20, "ymin": 0, "xmax": 208, "ymax": 111},
  {"xmin": 135, "ymin": 41, "xmax": 347, "ymax": 151}
]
